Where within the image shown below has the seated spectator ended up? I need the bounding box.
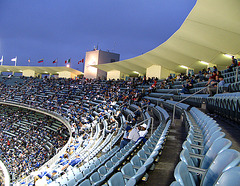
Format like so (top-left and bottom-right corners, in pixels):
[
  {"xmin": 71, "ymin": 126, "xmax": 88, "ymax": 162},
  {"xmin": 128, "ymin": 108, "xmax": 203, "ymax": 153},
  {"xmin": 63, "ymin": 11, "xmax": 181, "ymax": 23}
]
[
  {"xmin": 120, "ymin": 126, "xmax": 132, "ymax": 149},
  {"xmin": 138, "ymin": 124, "xmax": 148, "ymax": 137},
  {"xmin": 206, "ymin": 71, "xmax": 217, "ymax": 86},
  {"xmin": 128, "ymin": 126, "xmax": 140, "ymax": 143},
  {"xmin": 213, "ymin": 66, "xmax": 218, "ymax": 72},
  {"xmin": 180, "ymin": 82, "xmax": 193, "ymax": 94},
  {"xmin": 206, "ymin": 67, "xmax": 211, "ymax": 74},
  {"xmin": 207, "ymin": 75, "xmax": 224, "ymax": 96},
  {"xmin": 227, "ymin": 56, "xmax": 238, "ymax": 72}
]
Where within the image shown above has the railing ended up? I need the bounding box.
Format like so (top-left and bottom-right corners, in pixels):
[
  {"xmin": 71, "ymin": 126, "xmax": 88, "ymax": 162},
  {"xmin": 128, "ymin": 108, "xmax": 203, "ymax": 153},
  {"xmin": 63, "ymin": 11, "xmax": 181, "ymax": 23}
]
[
  {"xmin": 172, "ymin": 85, "xmax": 210, "ymax": 126},
  {"xmin": 0, "ymin": 100, "xmax": 72, "ymax": 185},
  {"xmin": 157, "ymin": 88, "xmax": 180, "ymax": 106},
  {"xmin": 126, "ymin": 104, "xmax": 149, "ymax": 121},
  {"xmin": 235, "ymin": 66, "xmax": 239, "ymax": 83}
]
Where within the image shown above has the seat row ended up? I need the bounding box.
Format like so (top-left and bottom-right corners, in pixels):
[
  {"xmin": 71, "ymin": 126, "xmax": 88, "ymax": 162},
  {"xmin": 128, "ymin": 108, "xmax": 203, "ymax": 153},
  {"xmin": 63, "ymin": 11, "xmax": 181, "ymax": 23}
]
[
  {"xmin": 207, "ymin": 92, "xmax": 240, "ymax": 122},
  {"xmin": 78, "ymin": 105, "xmax": 171, "ymax": 186},
  {"xmin": 171, "ymin": 107, "xmax": 240, "ymax": 185}
]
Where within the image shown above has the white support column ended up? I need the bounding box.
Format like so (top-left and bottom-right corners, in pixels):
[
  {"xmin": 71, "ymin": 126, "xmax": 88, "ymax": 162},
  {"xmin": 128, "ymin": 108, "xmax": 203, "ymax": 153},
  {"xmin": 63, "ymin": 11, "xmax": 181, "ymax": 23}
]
[{"xmin": 146, "ymin": 65, "xmax": 161, "ymax": 79}]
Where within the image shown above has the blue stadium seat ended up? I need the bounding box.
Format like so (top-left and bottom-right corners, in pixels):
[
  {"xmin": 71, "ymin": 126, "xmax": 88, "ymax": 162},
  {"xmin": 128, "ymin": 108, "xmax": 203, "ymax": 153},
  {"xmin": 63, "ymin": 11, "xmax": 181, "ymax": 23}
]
[
  {"xmin": 108, "ymin": 172, "xmax": 125, "ymax": 186},
  {"xmin": 214, "ymin": 167, "xmax": 240, "ymax": 186},
  {"xmin": 174, "ymin": 161, "xmax": 196, "ymax": 186},
  {"xmin": 201, "ymin": 149, "xmax": 240, "ymax": 186},
  {"xmin": 79, "ymin": 179, "xmax": 91, "ymax": 186}
]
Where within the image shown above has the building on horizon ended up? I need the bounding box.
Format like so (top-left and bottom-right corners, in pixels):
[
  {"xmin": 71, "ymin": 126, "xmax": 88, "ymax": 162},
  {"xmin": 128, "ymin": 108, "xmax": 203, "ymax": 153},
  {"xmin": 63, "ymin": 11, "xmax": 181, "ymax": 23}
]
[{"xmin": 84, "ymin": 49, "xmax": 120, "ymax": 79}]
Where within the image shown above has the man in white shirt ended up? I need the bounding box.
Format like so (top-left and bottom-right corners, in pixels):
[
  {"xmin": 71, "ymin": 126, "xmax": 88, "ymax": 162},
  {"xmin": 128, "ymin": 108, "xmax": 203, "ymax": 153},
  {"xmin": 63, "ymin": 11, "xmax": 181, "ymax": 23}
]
[
  {"xmin": 128, "ymin": 127, "xmax": 140, "ymax": 142},
  {"xmin": 139, "ymin": 124, "xmax": 148, "ymax": 137}
]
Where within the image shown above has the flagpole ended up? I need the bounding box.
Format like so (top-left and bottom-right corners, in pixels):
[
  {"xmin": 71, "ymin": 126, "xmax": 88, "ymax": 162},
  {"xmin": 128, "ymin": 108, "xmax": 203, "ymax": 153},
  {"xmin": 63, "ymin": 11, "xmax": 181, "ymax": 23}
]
[
  {"xmin": 15, "ymin": 57, "xmax": 17, "ymax": 66},
  {"xmin": 0, "ymin": 56, "xmax": 3, "ymax": 66}
]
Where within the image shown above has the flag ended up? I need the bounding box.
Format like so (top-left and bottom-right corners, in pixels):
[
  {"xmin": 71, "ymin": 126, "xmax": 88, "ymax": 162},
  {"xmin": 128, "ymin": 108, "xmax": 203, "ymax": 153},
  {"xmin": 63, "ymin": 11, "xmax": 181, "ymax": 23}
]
[
  {"xmin": 11, "ymin": 56, "xmax": 17, "ymax": 66},
  {"xmin": 78, "ymin": 58, "xmax": 84, "ymax": 64},
  {"xmin": 65, "ymin": 58, "xmax": 71, "ymax": 64},
  {"xmin": 28, "ymin": 58, "xmax": 30, "ymax": 63},
  {"xmin": 11, "ymin": 57, "xmax": 17, "ymax": 62},
  {"xmin": 0, "ymin": 56, "xmax": 3, "ymax": 65},
  {"xmin": 38, "ymin": 58, "xmax": 44, "ymax": 63},
  {"xmin": 53, "ymin": 59, "xmax": 57, "ymax": 64}
]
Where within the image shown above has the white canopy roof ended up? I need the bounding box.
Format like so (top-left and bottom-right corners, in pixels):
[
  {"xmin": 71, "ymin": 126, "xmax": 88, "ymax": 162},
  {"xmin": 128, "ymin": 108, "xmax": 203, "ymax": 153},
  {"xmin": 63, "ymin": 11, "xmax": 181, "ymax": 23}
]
[
  {"xmin": 94, "ymin": 0, "xmax": 240, "ymax": 75},
  {"xmin": 0, "ymin": 65, "xmax": 83, "ymax": 75}
]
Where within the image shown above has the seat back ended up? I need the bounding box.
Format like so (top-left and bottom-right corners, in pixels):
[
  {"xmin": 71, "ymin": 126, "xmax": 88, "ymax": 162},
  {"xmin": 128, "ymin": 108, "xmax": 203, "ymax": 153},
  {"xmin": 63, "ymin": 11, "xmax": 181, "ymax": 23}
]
[
  {"xmin": 90, "ymin": 172, "xmax": 101, "ymax": 183},
  {"xmin": 83, "ymin": 168, "xmax": 90, "ymax": 176},
  {"xmin": 174, "ymin": 161, "xmax": 196, "ymax": 186},
  {"xmin": 203, "ymin": 131, "xmax": 225, "ymax": 154},
  {"xmin": 121, "ymin": 162, "xmax": 135, "ymax": 177},
  {"xmin": 180, "ymin": 149, "xmax": 196, "ymax": 167},
  {"xmin": 130, "ymin": 155, "xmax": 143, "ymax": 169},
  {"xmin": 108, "ymin": 172, "xmax": 125, "ymax": 186},
  {"xmin": 79, "ymin": 179, "xmax": 91, "ymax": 186},
  {"xmin": 201, "ymin": 138, "xmax": 232, "ymax": 169},
  {"xmin": 203, "ymin": 126, "xmax": 221, "ymax": 145},
  {"xmin": 214, "ymin": 167, "xmax": 240, "ymax": 186},
  {"xmin": 201, "ymin": 149, "xmax": 240, "ymax": 186},
  {"xmin": 111, "ymin": 156, "xmax": 119, "ymax": 164},
  {"xmin": 137, "ymin": 149, "xmax": 149, "ymax": 160},
  {"xmin": 98, "ymin": 165, "xmax": 107, "ymax": 176},
  {"xmin": 105, "ymin": 160, "xmax": 114, "ymax": 169}
]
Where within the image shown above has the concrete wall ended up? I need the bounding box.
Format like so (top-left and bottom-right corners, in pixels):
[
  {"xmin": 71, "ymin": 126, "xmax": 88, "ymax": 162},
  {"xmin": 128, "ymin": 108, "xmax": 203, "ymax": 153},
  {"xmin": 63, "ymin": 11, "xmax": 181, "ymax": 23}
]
[
  {"xmin": 84, "ymin": 50, "xmax": 120, "ymax": 79},
  {"xmin": 146, "ymin": 65, "xmax": 161, "ymax": 79},
  {"xmin": 22, "ymin": 69, "xmax": 35, "ymax": 77},
  {"xmin": 84, "ymin": 50, "xmax": 99, "ymax": 79},
  {"xmin": 107, "ymin": 70, "xmax": 121, "ymax": 80},
  {"xmin": 58, "ymin": 71, "xmax": 76, "ymax": 79}
]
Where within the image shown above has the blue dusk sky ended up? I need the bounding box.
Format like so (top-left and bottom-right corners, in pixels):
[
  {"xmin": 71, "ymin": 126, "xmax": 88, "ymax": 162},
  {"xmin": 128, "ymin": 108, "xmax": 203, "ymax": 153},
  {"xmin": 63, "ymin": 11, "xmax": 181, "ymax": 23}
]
[{"xmin": 0, "ymin": 0, "xmax": 196, "ymax": 72}]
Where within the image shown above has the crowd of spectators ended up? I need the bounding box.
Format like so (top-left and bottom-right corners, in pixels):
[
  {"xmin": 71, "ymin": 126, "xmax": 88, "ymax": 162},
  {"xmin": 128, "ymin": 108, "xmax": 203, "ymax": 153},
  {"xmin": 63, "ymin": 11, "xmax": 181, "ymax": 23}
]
[
  {"xmin": 0, "ymin": 55, "xmax": 238, "ymax": 184},
  {"xmin": 0, "ymin": 104, "xmax": 68, "ymax": 181},
  {"xmin": 0, "ymin": 76, "xmax": 148, "ymax": 184}
]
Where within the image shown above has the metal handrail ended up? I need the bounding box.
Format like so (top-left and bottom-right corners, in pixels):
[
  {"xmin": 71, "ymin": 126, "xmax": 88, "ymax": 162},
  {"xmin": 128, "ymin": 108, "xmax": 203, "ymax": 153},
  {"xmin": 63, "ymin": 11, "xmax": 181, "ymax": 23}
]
[
  {"xmin": 126, "ymin": 104, "xmax": 149, "ymax": 121},
  {"xmin": 157, "ymin": 88, "xmax": 180, "ymax": 106},
  {"xmin": 235, "ymin": 66, "xmax": 239, "ymax": 83},
  {"xmin": 172, "ymin": 85, "xmax": 210, "ymax": 126}
]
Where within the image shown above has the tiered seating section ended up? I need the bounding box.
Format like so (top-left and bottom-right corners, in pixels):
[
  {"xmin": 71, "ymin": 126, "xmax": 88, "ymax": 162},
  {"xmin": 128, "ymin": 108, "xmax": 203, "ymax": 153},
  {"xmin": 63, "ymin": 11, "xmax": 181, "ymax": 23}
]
[
  {"xmin": 170, "ymin": 107, "xmax": 240, "ymax": 185},
  {"xmin": 0, "ymin": 77, "xmax": 171, "ymax": 185},
  {"xmin": 0, "ymin": 65, "xmax": 239, "ymax": 186}
]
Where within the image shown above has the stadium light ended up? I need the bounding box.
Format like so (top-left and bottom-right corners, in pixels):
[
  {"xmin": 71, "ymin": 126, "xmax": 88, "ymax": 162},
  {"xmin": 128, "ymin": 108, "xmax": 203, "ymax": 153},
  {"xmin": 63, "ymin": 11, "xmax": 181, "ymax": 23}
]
[
  {"xmin": 224, "ymin": 54, "xmax": 232, "ymax": 58},
  {"xmin": 180, "ymin": 65, "xmax": 188, "ymax": 69},
  {"xmin": 133, "ymin": 71, "xmax": 139, "ymax": 74},
  {"xmin": 66, "ymin": 64, "xmax": 70, "ymax": 68},
  {"xmin": 200, "ymin": 61, "xmax": 209, "ymax": 65}
]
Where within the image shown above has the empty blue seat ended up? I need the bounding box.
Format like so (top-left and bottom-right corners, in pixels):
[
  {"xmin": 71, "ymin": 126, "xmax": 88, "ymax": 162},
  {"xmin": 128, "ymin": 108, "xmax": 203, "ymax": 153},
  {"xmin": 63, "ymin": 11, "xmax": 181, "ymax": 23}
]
[
  {"xmin": 121, "ymin": 162, "xmax": 146, "ymax": 182},
  {"xmin": 174, "ymin": 161, "xmax": 196, "ymax": 186},
  {"xmin": 90, "ymin": 172, "xmax": 101, "ymax": 184},
  {"xmin": 79, "ymin": 179, "xmax": 91, "ymax": 186},
  {"xmin": 130, "ymin": 155, "xmax": 143, "ymax": 170},
  {"xmin": 98, "ymin": 165, "xmax": 107, "ymax": 177},
  {"xmin": 214, "ymin": 167, "xmax": 240, "ymax": 186},
  {"xmin": 108, "ymin": 172, "xmax": 125, "ymax": 186},
  {"xmin": 201, "ymin": 149, "xmax": 240, "ymax": 186},
  {"xmin": 182, "ymin": 138, "xmax": 232, "ymax": 169},
  {"xmin": 170, "ymin": 181, "xmax": 182, "ymax": 186}
]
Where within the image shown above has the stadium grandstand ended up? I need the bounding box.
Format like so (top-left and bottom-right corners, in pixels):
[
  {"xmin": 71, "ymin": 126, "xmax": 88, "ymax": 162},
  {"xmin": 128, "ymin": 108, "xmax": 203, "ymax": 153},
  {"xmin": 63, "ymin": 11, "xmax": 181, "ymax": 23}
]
[{"xmin": 0, "ymin": 0, "xmax": 240, "ymax": 186}]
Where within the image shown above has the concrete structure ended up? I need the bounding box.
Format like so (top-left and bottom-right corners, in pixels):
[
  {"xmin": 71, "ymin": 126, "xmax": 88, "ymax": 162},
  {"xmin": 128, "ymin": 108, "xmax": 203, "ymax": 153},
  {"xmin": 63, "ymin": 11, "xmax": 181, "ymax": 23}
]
[
  {"xmin": 0, "ymin": 66, "xmax": 83, "ymax": 78},
  {"xmin": 84, "ymin": 50, "xmax": 120, "ymax": 79}
]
